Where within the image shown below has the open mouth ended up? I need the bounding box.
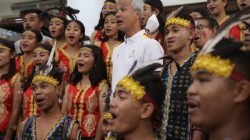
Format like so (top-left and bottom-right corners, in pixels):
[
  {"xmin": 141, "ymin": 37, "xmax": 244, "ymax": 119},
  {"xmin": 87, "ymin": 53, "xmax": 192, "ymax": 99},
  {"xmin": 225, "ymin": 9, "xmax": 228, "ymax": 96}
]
[
  {"xmin": 105, "ymin": 29, "xmax": 112, "ymax": 33},
  {"xmin": 209, "ymin": 7, "xmax": 216, "ymax": 12},
  {"xmin": 240, "ymin": 3, "xmax": 247, "ymax": 8},
  {"xmin": 117, "ymin": 20, "xmax": 123, "ymax": 26},
  {"xmin": 25, "ymin": 26, "xmax": 32, "ymax": 30},
  {"xmin": 35, "ymin": 97, "xmax": 45, "ymax": 106},
  {"xmin": 187, "ymin": 100, "xmax": 200, "ymax": 114},
  {"xmin": 21, "ymin": 44, "xmax": 29, "ymax": 48},
  {"xmin": 51, "ymin": 30, "xmax": 57, "ymax": 35}
]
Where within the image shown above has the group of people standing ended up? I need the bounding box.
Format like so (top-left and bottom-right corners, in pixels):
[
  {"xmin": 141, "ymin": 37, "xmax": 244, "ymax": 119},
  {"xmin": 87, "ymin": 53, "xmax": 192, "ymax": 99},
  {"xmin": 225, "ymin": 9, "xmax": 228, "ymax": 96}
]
[{"xmin": 0, "ymin": 0, "xmax": 250, "ymax": 140}]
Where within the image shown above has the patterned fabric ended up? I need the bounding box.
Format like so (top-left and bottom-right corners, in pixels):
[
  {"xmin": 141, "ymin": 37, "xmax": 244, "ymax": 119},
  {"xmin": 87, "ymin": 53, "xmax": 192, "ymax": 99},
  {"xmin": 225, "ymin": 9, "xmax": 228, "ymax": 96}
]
[
  {"xmin": 161, "ymin": 53, "xmax": 197, "ymax": 140},
  {"xmin": 0, "ymin": 75, "xmax": 17, "ymax": 132},
  {"xmin": 15, "ymin": 55, "xmax": 34, "ymax": 80},
  {"xmin": 22, "ymin": 87, "xmax": 40, "ymax": 119},
  {"xmin": 97, "ymin": 41, "xmax": 121, "ymax": 82},
  {"xmin": 21, "ymin": 116, "xmax": 75, "ymax": 140},
  {"xmin": 67, "ymin": 80, "xmax": 106, "ymax": 137},
  {"xmin": 56, "ymin": 44, "xmax": 77, "ymax": 82}
]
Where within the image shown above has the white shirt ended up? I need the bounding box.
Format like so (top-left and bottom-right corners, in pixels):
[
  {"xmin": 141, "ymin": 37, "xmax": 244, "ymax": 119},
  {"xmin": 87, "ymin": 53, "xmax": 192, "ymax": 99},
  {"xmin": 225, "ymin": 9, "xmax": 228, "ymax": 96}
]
[{"xmin": 111, "ymin": 30, "xmax": 164, "ymax": 92}]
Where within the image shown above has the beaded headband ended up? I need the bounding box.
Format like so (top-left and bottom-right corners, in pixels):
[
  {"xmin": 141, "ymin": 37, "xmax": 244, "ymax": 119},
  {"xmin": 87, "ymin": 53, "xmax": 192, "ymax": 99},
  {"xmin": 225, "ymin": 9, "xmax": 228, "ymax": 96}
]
[
  {"xmin": 104, "ymin": 1, "xmax": 116, "ymax": 5},
  {"xmin": 22, "ymin": 31, "xmax": 36, "ymax": 37},
  {"xmin": 32, "ymin": 75, "xmax": 59, "ymax": 86},
  {"xmin": 191, "ymin": 54, "xmax": 247, "ymax": 81},
  {"xmin": 34, "ymin": 47, "xmax": 50, "ymax": 54},
  {"xmin": 0, "ymin": 45, "xmax": 11, "ymax": 50},
  {"xmin": 166, "ymin": 17, "xmax": 193, "ymax": 29},
  {"xmin": 80, "ymin": 47, "xmax": 92, "ymax": 52},
  {"xmin": 116, "ymin": 76, "xmax": 145, "ymax": 100},
  {"xmin": 50, "ymin": 17, "xmax": 64, "ymax": 23}
]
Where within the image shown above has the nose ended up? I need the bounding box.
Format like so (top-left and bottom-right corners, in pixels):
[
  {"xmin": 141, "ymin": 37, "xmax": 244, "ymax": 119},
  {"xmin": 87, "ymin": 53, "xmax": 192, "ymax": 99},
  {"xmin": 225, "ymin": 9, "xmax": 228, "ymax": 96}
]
[
  {"xmin": 109, "ymin": 94, "xmax": 117, "ymax": 109},
  {"xmin": 33, "ymin": 87, "xmax": 42, "ymax": 96},
  {"xmin": 187, "ymin": 81, "xmax": 198, "ymax": 99}
]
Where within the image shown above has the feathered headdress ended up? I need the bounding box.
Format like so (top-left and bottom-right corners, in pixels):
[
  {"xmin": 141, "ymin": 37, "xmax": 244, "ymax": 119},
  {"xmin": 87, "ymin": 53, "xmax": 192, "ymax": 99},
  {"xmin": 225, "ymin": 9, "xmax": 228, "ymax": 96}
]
[{"xmin": 191, "ymin": 7, "xmax": 250, "ymax": 80}]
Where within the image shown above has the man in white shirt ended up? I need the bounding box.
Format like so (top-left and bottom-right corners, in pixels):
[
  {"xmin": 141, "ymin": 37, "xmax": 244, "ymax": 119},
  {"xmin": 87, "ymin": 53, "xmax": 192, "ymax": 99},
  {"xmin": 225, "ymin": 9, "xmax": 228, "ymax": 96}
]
[{"xmin": 111, "ymin": 0, "xmax": 164, "ymax": 91}]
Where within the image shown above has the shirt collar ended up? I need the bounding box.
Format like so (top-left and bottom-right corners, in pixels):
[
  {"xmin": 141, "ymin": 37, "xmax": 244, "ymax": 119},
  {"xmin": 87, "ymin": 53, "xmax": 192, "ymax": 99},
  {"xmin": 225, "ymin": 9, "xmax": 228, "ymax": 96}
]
[{"xmin": 124, "ymin": 30, "xmax": 145, "ymax": 44}]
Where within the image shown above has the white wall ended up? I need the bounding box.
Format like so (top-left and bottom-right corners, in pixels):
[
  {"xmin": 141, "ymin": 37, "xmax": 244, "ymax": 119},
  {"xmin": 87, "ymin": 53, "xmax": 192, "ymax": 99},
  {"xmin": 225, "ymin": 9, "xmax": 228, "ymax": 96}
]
[
  {"xmin": 67, "ymin": 0, "xmax": 105, "ymax": 37},
  {"xmin": 162, "ymin": 0, "xmax": 206, "ymax": 6}
]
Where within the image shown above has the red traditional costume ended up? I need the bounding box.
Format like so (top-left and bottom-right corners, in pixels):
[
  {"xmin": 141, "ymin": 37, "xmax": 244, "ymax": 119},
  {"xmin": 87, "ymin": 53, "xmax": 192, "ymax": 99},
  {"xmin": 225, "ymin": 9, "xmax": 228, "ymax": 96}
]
[
  {"xmin": 0, "ymin": 74, "xmax": 18, "ymax": 132},
  {"xmin": 15, "ymin": 56, "xmax": 34, "ymax": 80},
  {"xmin": 67, "ymin": 80, "xmax": 106, "ymax": 137},
  {"xmin": 55, "ymin": 44, "xmax": 77, "ymax": 82},
  {"xmin": 22, "ymin": 87, "xmax": 39, "ymax": 119}
]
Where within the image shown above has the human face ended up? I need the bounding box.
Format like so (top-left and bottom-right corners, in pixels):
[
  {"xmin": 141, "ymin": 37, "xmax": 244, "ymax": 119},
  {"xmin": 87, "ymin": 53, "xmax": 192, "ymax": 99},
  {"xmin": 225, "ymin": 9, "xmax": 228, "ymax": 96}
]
[
  {"xmin": 76, "ymin": 48, "xmax": 95, "ymax": 74},
  {"xmin": 207, "ymin": 0, "xmax": 227, "ymax": 16},
  {"xmin": 32, "ymin": 81, "xmax": 59, "ymax": 111},
  {"xmin": 165, "ymin": 24, "xmax": 192, "ymax": 53},
  {"xmin": 104, "ymin": 14, "xmax": 118, "ymax": 38},
  {"xmin": 142, "ymin": 4, "xmax": 154, "ymax": 26},
  {"xmin": 189, "ymin": 12, "xmax": 203, "ymax": 20},
  {"xmin": 237, "ymin": 0, "xmax": 250, "ymax": 11},
  {"xmin": 20, "ymin": 31, "xmax": 38, "ymax": 53},
  {"xmin": 242, "ymin": 20, "xmax": 250, "ymax": 51},
  {"xmin": 49, "ymin": 19, "xmax": 65, "ymax": 39},
  {"xmin": 65, "ymin": 21, "xmax": 83, "ymax": 46},
  {"xmin": 102, "ymin": 2, "xmax": 116, "ymax": 16},
  {"xmin": 108, "ymin": 86, "xmax": 143, "ymax": 134},
  {"xmin": 194, "ymin": 19, "xmax": 215, "ymax": 49},
  {"xmin": 33, "ymin": 48, "xmax": 50, "ymax": 65},
  {"xmin": 187, "ymin": 70, "xmax": 235, "ymax": 130},
  {"xmin": 116, "ymin": 0, "xmax": 140, "ymax": 34},
  {"xmin": 23, "ymin": 13, "xmax": 42, "ymax": 31},
  {"xmin": 0, "ymin": 46, "xmax": 12, "ymax": 69}
]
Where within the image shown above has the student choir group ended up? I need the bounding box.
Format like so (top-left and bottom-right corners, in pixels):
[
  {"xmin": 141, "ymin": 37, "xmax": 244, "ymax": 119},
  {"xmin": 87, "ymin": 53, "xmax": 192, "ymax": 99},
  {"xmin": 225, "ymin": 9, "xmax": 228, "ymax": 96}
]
[{"xmin": 0, "ymin": 0, "xmax": 250, "ymax": 139}]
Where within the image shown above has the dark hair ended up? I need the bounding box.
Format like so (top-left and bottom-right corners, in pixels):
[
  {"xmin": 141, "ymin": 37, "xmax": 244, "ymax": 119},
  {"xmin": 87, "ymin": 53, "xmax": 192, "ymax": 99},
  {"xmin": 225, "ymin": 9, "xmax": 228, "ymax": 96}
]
[
  {"xmin": 67, "ymin": 20, "xmax": 85, "ymax": 41},
  {"xmin": 23, "ymin": 29, "xmax": 43, "ymax": 43},
  {"xmin": 94, "ymin": 0, "xmax": 116, "ymax": 31},
  {"xmin": 197, "ymin": 15, "xmax": 219, "ymax": 31},
  {"xmin": 130, "ymin": 63, "xmax": 166, "ymax": 129},
  {"xmin": 189, "ymin": 8, "xmax": 211, "ymax": 18},
  {"xmin": 0, "ymin": 38, "xmax": 16, "ymax": 81},
  {"xmin": 211, "ymin": 38, "xmax": 250, "ymax": 81},
  {"xmin": 50, "ymin": 16, "xmax": 68, "ymax": 29},
  {"xmin": 20, "ymin": 9, "xmax": 42, "ymax": 20},
  {"xmin": 70, "ymin": 45, "xmax": 107, "ymax": 87},
  {"xmin": 102, "ymin": 12, "xmax": 124, "ymax": 42},
  {"xmin": 176, "ymin": 10, "xmax": 196, "ymax": 28},
  {"xmin": 23, "ymin": 43, "xmax": 52, "ymax": 91}
]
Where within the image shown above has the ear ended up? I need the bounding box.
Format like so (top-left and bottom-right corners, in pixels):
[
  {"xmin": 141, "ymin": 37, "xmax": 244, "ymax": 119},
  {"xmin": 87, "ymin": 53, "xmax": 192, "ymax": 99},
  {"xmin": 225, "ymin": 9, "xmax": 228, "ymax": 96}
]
[
  {"xmin": 10, "ymin": 51, "xmax": 16, "ymax": 59},
  {"xmin": 39, "ymin": 21, "xmax": 44, "ymax": 28},
  {"xmin": 233, "ymin": 81, "xmax": 250, "ymax": 103},
  {"xmin": 135, "ymin": 10, "xmax": 141, "ymax": 20},
  {"xmin": 140, "ymin": 103, "xmax": 154, "ymax": 119},
  {"xmin": 223, "ymin": 0, "xmax": 228, "ymax": 6},
  {"xmin": 188, "ymin": 30, "xmax": 195, "ymax": 40},
  {"xmin": 55, "ymin": 84, "xmax": 63, "ymax": 97},
  {"xmin": 154, "ymin": 9, "xmax": 160, "ymax": 15}
]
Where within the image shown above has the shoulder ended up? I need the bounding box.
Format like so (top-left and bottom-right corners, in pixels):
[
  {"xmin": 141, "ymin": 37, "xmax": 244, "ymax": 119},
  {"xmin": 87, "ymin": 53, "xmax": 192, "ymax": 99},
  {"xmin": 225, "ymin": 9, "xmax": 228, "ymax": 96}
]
[{"xmin": 97, "ymin": 80, "xmax": 109, "ymax": 92}]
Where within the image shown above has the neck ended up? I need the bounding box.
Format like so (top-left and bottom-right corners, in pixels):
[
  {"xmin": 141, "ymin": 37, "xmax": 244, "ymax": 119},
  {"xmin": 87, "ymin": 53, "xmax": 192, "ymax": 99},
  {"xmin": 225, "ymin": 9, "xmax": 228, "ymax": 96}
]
[
  {"xmin": 23, "ymin": 52, "xmax": 34, "ymax": 60},
  {"xmin": 40, "ymin": 104, "xmax": 62, "ymax": 119},
  {"xmin": 209, "ymin": 110, "xmax": 250, "ymax": 140},
  {"xmin": 55, "ymin": 37, "xmax": 66, "ymax": 48},
  {"xmin": 125, "ymin": 24, "xmax": 141, "ymax": 38},
  {"xmin": 0, "ymin": 64, "xmax": 9, "ymax": 78},
  {"xmin": 123, "ymin": 121, "xmax": 155, "ymax": 140},
  {"xmin": 215, "ymin": 11, "xmax": 227, "ymax": 24},
  {"xmin": 81, "ymin": 74, "xmax": 90, "ymax": 85},
  {"xmin": 171, "ymin": 44, "xmax": 192, "ymax": 64}
]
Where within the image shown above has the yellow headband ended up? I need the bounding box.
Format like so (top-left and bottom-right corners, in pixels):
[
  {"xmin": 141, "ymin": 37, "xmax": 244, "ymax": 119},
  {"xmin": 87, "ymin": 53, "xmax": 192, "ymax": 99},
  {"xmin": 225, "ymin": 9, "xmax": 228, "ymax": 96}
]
[
  {"xmin": 0, "ymin": 45, "xmax": 11, "ymax": 50},
  {"xmin": 166, "ymin": 17, "xmax": 192, "ymax": 29},
  {"xmin": 22, "ymin": 31, "xmax": 36, "ymax": 37},
  {"xmin": 50, "ymin": 17, "xmax": 64, "ymax": 23},
  {"xmin": 80, "ymin": 47, "xmax": 92, "ymax": 52},
  {"xmin": 34, "ymin": 47, "xmax": 50, "ymax": 54},
  {"xmin": 191, "ymin": 54, "xmax": 235, "ymax": 78},
  {"xmin": 104, "ymin": 1, "xmax": 116, "ymax": 5},
  {"xmin": 117, "ymin": 76, "xmax": 145, "ymax": 100},
  {"xmin": 32, "ymin": 75, "xmax": 59, "ymax": 86}
]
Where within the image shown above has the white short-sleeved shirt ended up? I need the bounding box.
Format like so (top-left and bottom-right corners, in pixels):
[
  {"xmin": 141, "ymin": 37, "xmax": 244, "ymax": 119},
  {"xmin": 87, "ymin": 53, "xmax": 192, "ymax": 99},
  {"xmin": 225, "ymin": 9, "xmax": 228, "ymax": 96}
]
[{"xmin": 111, "ymin": 30, "xmax": 164, "ymax": 92}]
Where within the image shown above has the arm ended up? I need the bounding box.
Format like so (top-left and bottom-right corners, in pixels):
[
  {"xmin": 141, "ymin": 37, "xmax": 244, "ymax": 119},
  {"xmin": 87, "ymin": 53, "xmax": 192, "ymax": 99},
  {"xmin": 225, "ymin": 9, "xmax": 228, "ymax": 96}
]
[
  {"xmin": 4, "ymin": 75, "xmax": 23, "ymax": 140},
  {"xmin": 69, "ymin": 122, "xmax": 79, "ymax": 140},
  {"xmin": 61, "ymin": 84, "xmax": 70, "ymax": 115},
  {"xmin": 95, "ymin": 82, "xmax": 110, "ymax": 140}
]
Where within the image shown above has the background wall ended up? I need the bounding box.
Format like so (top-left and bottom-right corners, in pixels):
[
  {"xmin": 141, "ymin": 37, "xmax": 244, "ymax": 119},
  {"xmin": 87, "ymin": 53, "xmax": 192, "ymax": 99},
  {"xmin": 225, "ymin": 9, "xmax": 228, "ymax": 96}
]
[
  {"xmin": 162, "ymin": 0, "xmax": 206, "ymax": 6},
  {"xmin": 67, "ymin": 0, "xmax": 105, "ymax": 37}
]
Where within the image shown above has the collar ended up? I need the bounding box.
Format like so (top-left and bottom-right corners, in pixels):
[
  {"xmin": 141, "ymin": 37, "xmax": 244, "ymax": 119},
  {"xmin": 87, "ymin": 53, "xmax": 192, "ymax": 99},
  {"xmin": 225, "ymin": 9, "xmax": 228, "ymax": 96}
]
[{"xmin": 124, "ymin": 30, "xmax": 145, "ymax": 44}]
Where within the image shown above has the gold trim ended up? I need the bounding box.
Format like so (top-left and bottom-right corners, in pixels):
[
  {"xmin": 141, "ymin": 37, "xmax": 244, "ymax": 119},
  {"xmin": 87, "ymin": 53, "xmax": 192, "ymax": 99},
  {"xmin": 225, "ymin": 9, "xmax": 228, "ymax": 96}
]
[
  {"xmin": 104, "ymin": 1, "xmax": 116, "ymax": 5},
  {"xmin": 0, "ymin": 45, "xmax": 11, "ymax": 50},
  {"xmin": 50, "ymin": 17, "xmax": 64, "ymax": 23},
  {"xmin": 80, "ymin": 47, "xmax": 92, "ymax": 52},
  {"xmin": 34, "ymin": 47, "xmax": 50, "ymax": 54},
  {"xmin": 22, "ymin": 31, "xmax": 36, "ymax": 37},
  {"xmin": 191, "ymin": 54, "xmax": 235, "ymax": 78},
  {"xmin": 166, "ymin": 17, "xmax": 192, "ymax": 28},
  {"xmin": 117, "ymin": 76, "xmax": 145, "ymax": 100},
  {"xmin": 32, "ymin": 75, "xmax": 59, "ymax": 86}
]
